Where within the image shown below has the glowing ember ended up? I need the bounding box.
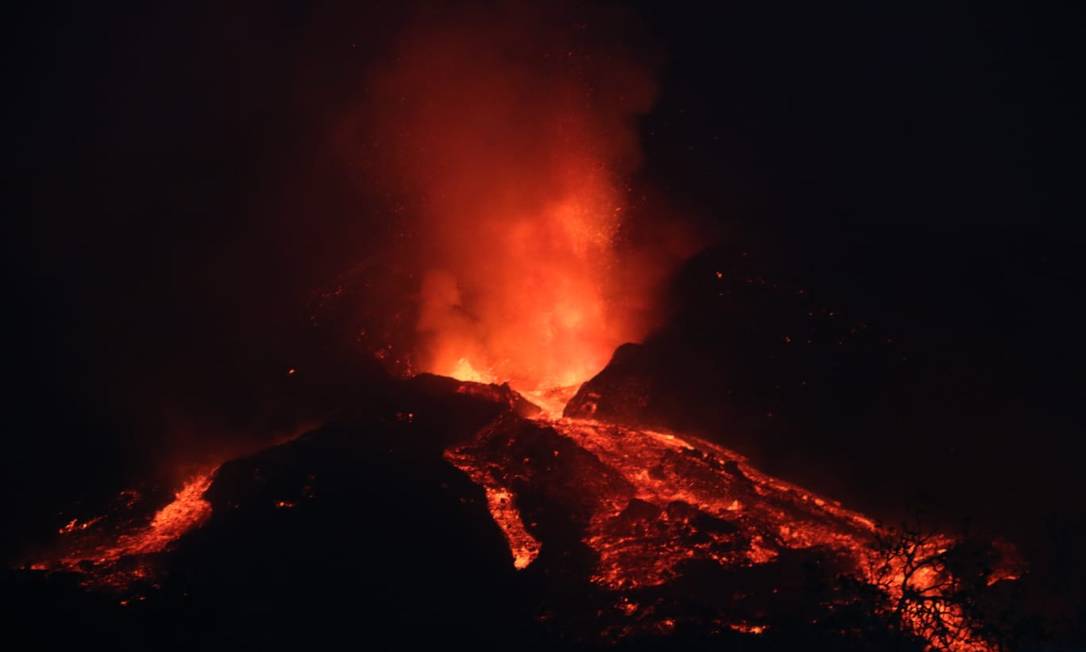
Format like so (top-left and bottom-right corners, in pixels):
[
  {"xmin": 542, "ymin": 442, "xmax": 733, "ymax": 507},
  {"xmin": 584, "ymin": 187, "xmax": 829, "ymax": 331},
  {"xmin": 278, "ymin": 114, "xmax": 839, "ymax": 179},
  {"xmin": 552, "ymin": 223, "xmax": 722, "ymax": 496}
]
[
  {"xmin": 58, "ymin": 515, "xmax": 104, "ymax": 534},
  {"xmin": 729, "ymin": 622, "xmax": 767, "ymax": 635}
]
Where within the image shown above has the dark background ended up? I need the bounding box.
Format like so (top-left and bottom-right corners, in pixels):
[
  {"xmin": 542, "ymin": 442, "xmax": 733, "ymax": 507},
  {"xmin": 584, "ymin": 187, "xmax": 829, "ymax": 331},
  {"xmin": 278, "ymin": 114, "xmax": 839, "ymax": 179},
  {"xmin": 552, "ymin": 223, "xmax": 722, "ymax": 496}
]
[{"xmin": 7, "ymin": 0, "xmax": 1085, "ymax": 570}]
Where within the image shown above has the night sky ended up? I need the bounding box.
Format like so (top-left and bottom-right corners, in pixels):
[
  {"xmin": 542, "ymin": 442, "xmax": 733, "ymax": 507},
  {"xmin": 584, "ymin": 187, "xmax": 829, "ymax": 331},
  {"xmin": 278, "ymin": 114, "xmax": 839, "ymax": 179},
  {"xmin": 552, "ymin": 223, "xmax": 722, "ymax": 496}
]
[{"xmin": 8, "ymin": 0, "xmax": 1085, "ymax": 570}]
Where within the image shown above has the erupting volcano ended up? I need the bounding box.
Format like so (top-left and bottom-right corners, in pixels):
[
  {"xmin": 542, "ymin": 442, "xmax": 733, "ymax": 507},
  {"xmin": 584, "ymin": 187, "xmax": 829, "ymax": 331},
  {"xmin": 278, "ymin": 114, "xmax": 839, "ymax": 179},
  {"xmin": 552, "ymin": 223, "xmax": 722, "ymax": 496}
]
[
  {"xmin": 18, "ymin": 3, "xmax": 1082, "ymax": 652},
  {"xmin": 354, "ymin": 2, "xmax": 692, "ymax": 394}
]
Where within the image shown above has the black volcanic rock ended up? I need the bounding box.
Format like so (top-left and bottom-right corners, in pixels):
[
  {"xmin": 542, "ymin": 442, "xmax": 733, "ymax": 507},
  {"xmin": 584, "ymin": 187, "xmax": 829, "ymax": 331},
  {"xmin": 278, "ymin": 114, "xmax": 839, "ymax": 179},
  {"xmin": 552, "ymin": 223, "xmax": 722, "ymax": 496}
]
[
  {"xmin": 7, "ymin": 376, "xmax": 549, "ymax": 651},
  {"xmin": 6, "ymin": 367, "xmax": 1075, "ymax": 652},
  {"xmin": 4, "ymin": 373, "xmax": 902, "ymax": 652},
  {"xmin": 565, "ymin": 239, "xmax": 1083, "ymax": 548},
  {"xmin": 562, "ymin": 239, "xmax": 1086, "ymax": 650},
  {"xmin": 564, "ymin": 343, "xmax": 655, "ymax": 424},
  {"xmin": 168, "ymin": 423, "xmax": 532, "ymax": 650}
]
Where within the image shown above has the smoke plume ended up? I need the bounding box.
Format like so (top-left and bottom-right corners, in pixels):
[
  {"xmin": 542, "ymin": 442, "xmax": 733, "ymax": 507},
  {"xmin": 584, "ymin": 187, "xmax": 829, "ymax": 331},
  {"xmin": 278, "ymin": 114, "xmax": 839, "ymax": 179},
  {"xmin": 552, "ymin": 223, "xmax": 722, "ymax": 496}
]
[{"xmin": 358, "ymin": 3, "xmax": 690, "ymax": 390}]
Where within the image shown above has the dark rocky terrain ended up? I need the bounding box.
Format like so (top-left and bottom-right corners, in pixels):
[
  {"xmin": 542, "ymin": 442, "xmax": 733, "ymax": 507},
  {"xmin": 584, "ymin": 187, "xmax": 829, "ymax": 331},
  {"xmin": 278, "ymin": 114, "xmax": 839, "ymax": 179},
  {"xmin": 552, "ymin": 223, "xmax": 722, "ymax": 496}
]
[{"xmin": 4, "ymin": 366, "xmax": 1062, "ymax": 652}]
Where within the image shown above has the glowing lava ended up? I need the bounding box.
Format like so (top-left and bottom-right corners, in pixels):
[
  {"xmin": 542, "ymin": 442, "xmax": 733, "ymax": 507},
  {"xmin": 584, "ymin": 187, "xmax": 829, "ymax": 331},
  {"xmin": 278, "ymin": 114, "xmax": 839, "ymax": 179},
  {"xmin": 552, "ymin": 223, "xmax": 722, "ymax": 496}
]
[
  {"xmin": 33, "ymin": 469, "xmax": 217, "ymax": 590},
  {"xmin": 362, "ymin": 5, "xmax": 690, "ymax": 393},
  {"xmin": 124, "ymin": 472, "xmax": 215, "ymax": 557},
  {"xmin": 445, "ymin": 410, "xmax": 1019, "ymax": 652}
]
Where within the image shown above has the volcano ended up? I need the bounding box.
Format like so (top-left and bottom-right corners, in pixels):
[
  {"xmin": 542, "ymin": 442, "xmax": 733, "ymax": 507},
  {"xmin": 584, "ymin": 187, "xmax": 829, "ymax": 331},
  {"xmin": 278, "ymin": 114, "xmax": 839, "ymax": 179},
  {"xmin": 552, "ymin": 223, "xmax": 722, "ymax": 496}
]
[{"xmin": 16, "ymin": 364, "xmax": 1021, "ymax": 652}]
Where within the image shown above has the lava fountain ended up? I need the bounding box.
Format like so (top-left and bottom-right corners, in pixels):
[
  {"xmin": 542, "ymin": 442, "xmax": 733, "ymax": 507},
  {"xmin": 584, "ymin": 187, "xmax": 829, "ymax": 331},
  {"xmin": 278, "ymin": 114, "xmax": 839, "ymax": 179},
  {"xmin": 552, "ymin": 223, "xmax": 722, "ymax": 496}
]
[{"xmin": 359, "ymin": 3, "xmax": 692, "ymax": 393}]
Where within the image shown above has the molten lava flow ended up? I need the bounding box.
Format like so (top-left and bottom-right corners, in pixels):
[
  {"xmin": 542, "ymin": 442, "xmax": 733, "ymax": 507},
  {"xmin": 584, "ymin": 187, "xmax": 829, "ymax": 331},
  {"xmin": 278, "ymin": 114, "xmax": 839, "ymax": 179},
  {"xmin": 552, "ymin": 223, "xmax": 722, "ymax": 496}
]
[
  {"xmin": 33, "ymin": 468, "xmax": 217, "ymax": 590},
  {"xmin": 481, "ymin": 485, "xmax": 541, "ymax": 570},
  {"xmin": 556, "ymin": 420, "xmax": 879, "ymax": 589},
  {"xmin": 445, "ymin": 410, "xmax": 1019, "ymax": 652},
  {"xmin": 123, "ymin": 472, "xmax": 215, "ymax": 556}
]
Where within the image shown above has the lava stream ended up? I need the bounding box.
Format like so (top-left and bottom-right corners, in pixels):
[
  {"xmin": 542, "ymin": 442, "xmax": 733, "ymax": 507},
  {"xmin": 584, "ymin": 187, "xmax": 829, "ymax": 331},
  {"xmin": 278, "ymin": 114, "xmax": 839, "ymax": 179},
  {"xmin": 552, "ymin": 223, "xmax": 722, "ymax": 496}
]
[
  {"xmin": 31, "ymin": 468, "xmax": 218, "ymax": 590},
  {"xmin": 445, "ymin": 412, "xmax": 1018, "ymax": 652}
]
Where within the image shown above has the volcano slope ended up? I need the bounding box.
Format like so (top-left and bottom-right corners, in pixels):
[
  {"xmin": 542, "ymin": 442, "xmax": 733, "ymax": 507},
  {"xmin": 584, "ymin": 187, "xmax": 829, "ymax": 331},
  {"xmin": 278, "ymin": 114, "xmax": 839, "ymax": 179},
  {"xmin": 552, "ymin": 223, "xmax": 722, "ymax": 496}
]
[{"xmin": 10, "ymin": 372, "xmax": 1022, "ymax": 652}]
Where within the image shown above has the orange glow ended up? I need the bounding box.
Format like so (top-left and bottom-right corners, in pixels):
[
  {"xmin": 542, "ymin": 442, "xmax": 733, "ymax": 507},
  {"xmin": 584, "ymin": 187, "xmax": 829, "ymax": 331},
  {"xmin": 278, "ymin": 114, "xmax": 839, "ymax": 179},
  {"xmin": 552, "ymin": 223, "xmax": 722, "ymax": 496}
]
[
  {"xmin": 131, "ymin": 473, "xmax": 215, "ymax": 555},
  {"xmin": 482, "ymin": 486, "xmax": 540, "ymax": 570},
  {"xmin": 448, "ymin": 357, "xmax": 493, "ymax": 385},
  {"xmin": 58, "ymin": 515, "xmax": 103, "ymax": 534},
  {"xmin": 360, "ymin": 4, "xmax": 692, "ymax": 392},
  {"xmin": 418, "ymin": 182, "xmax": 642, "ymax": 391},
  {"xmin": 33, "ymin": 468, "xmax": 217, "ymax": 589},
  {"xmin": 447, "ymin": 412, "xmax": 1020, "ymax": 652},
  {"xmin": 443, "ymin": 450, "xmax": 542, "ymax": 570}
]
